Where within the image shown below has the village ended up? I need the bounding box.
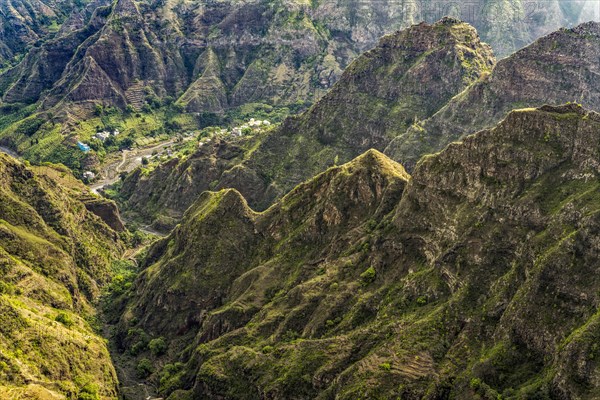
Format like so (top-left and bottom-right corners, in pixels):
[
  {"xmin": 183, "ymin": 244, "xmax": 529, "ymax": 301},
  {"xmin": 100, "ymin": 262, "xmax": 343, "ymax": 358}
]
[{"xmin": 80, "ymin": 118, "xmax": 272, "ymax": 185}]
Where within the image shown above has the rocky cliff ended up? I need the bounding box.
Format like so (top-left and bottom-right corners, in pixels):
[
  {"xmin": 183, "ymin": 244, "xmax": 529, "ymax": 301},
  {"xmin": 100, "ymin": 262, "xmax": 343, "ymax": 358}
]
[
  {"xmin": 113, "ymin": 104, "xmax": 600, "ymax": 399},
  {"xmin": 385, "ymin": 21, "xmax": 600, "ymax": 168},
  {"xmin": 0, "ymin": 153, "xmax": 124, "ymax": 398}
]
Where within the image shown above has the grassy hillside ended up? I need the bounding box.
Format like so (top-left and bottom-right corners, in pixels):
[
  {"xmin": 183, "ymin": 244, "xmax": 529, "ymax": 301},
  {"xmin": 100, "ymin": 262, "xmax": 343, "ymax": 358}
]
[{"xmin": 0, "ymin": 153, "xmax": 125, "ymax": 399}]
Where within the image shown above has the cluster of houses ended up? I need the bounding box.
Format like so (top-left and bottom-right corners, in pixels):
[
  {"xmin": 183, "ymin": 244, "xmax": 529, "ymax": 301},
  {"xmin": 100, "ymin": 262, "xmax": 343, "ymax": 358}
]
[
  {"xmin": 77, "ymin": 129, "xmax": 121, "ymax": 153},
  {"xmin": 231, "ymin": 118, "xmax": 271, "ymax": 137},
  {"xmin": 83, "ymin": 171, "xmax": 96, "ymax": 181},
  {"xmin": 94, "ymin": 129, "xmax": 120, "ymax": 142}
]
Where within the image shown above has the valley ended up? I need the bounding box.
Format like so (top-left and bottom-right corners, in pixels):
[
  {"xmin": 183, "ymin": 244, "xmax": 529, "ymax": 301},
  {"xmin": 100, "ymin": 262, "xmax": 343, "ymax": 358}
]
[{"xmin": 0, "ymin": 1, "xmax": 599, "ymax": 399}]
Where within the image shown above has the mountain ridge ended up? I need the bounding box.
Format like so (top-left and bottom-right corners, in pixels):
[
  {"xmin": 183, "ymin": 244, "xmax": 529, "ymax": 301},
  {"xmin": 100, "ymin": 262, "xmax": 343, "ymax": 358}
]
[
  {"xmin": 385, "ymin": 20, "xmax": 600, "ymax": 168},
  {"xmin": 117, "ymin": 17, "xmax": 496, "ymax": 227},
  {"xmin": 112, "ymin": 104, "xmax": 600, "ymax": 399},
  {"xmin": 117, "ymin": 20, "xmax": 600, "ymax": 231}
]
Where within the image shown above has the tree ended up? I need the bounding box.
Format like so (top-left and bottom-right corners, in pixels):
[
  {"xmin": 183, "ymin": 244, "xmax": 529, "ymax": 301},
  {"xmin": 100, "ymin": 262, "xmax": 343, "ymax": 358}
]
[
  {"xmin": 149, "ymin": 337, "xmax": 167, "ymax": 356},
  {"xmin": 136, "ymin": 358, "xmax": 154, "ymax": 378}
]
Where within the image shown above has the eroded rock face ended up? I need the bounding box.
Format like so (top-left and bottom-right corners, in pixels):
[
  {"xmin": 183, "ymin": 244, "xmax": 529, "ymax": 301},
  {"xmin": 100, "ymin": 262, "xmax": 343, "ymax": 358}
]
[
  {"xmin": 0, "ymin": 0, "xmax": 595, "ymax": 112},
  {"xmin": 385, "ymin": 21, "xmax": 600, "ymax": 169},
  {"xmin": 116, "ymin": 105, "xmax": 600, "ymax": 399},
  {"xmin": 82, "ymin": 195, "xmax": 126, "ymax": 232}
]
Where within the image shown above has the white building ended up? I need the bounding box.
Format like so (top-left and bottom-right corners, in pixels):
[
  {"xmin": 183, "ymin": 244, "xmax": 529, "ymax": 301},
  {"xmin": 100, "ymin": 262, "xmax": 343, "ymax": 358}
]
[
  {"xmin": 232, "ymin": 127, "xmax": 243, "ymax": 137},
  {"xmin": 95, "ymin": 131, "xmax": 110, "ymax": 141}
]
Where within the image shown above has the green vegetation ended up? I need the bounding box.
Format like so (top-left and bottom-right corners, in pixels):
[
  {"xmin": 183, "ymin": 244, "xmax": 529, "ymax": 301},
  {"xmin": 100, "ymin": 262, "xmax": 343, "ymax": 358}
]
[
  {"xmin": 105, "ymin": 106, "xmax": 600, "ymax": 399},
  {"xmin": 149, "ymin": 337, "xmax": 167, "ymax": 356},
  {"xmin": 359, "ymin": 266, "xmax": 376, "ymax": 285},
  {"xmin": 136, "ymin": 358, "xmax": 154, "ymax": 378},
  {"xmin": 0, "ymin": 3, "xmax": 598, "ymax": 398},
  {"xmin": 55, "ymin": 312, "xmax": 75, "ymax": 327},
  {"xmin": 0, "ymin": 153, "xmax": 124, "ymax": 397}
]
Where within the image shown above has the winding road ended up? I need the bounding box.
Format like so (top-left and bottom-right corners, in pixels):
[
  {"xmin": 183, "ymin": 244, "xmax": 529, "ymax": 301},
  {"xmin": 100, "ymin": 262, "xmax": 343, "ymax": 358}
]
[{"xmin": 91, "ymin": 139, "xmax": 179, "ymax": 194}]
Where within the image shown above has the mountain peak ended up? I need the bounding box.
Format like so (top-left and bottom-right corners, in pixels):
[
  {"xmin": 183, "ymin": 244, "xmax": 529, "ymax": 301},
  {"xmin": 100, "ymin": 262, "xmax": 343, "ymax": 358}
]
[
  {"xmin": 347, "ymin": 149, "xmax": 410, "ymax": 180},
  {"xmin": 568, "ymin": 20, "xmax": 600, "ymax": 36},
  {"xmin": 112, "ymin": 0, "xmax": 140, "ymax": 17},
  {"xmin": 184, "ymin": 188, "xmax": 255, "ymax": 224}
]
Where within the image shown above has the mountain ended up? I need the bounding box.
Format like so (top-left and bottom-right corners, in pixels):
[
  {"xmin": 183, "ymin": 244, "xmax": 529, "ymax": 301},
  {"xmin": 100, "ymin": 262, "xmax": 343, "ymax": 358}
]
[
  {"xmin": 0, "ymin": 0, "xmax": 416, "ymax": 113},
  {"xmin": 385, "ymin": 21, "xmax": 600, "ymax": 168},
  {"xmin": 0, "ymin": 0, "xmax": 595, "ymax": 175},
  {"xmin": 0, "ymin": 0, "xmax": 89, "ymax": 70},
  {"xmin": 116, "ymin": 20, "xmax": 600, "ymax": 231},
  {"xmin": 117, "ymin": 17, "xmax": 495, "ymax": 227},
  {"xmin": 0, "ymin": 0, "xmax": 595, "ymax": 113},
  {"xmin": 113, "ymin": 104, "xmax": 600, "ymax": 399},
  {"xmin": 0, "ymin": 152, "xmax": 125, "ymax": 398}
]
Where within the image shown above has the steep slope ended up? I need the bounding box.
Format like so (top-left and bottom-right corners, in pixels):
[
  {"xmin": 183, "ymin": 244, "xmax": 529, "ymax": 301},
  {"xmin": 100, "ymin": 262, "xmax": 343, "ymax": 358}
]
[
  {"xmin": 0, "ymin": 153, "xmax": 125, "ymax": 398},
  {"xmin": 118, "ymin": 18, "xmax": 495, "ymax": 227},
  {"xmin": 0, "ymin": 0, "xmax": 90, "ymax": 70},
  {"xmin": 1, "ymin": 0, "xmax": 596, "ymax": 111},
  {"xmin": 112, "ymin": 104, "xmax": 600, "ymax": 399},
  {"xmin": 385, "ymin": 21, "xmax": 600, "ymax": 168},
  {"xmin": 118, "ymin": 20, "xmax": 600, "ymax": 229}
]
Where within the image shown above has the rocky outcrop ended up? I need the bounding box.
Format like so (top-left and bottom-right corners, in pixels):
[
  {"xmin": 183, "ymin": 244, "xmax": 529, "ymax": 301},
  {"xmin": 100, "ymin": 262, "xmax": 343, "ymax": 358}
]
[
  {"xmin": 81, "ymin": 194, "xmax": 125, "ymax": 232},
  {"xmin": 385, "ymin": 21, "xmax": 600, "ymax": 169},
  {"xmin": 115, "ymin": 105, "xmax": 600, "ymax": 399}
]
